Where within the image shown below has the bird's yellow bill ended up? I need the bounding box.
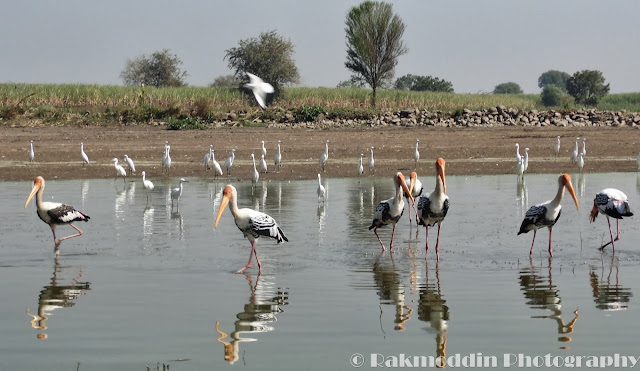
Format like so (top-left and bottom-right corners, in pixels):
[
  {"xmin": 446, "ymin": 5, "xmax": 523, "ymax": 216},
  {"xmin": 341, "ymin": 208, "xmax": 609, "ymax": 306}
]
[
  {"xmin": 24, "ymin": 184, "xmax": 39, "ymax": 208},
  {"xmin": 400, "ymin": 178, "xmax": 414, "ymax": 203},
  {"xmin": 408, "ymin": 175, "xmax": 417, "ymax": 205},
  {"xmin": 437, "ymin": 158, "xmax": 447, "ymax": 195},
  {"xmin": 567, "ymin": 182, "xmax": 580, "ymax": 211},
  {"xmin": 214, "ymin": 193, "xmax": 231, "ymax": 228}
]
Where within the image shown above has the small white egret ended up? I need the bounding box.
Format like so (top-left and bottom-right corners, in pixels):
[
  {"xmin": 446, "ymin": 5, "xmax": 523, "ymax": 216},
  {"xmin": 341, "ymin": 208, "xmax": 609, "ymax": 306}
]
[
  {"xmin": 414, "ymin": 139, "xmax": 420, "ymax": 169},
  {"xmin": 224, "ymin": 149, "xmax": 236, "ymax": 176},
  {"xmin": 368, "ymin": 146, "xmax": 375, "ymax": 175},
  {"xmin": 317, "ymin": 173, "xmax": 326, "ymax": 202},
  {"xmin": 28, "ymin": 140, "xmax": 35, "ymax": 162},
  {"xmin": 123, "ymin": 155, "xmax": 136, "ymax": 174},
  {"xmin": 142, "ymin": 171, "xmax": 154, "ymax": 201},
  {"xmin": 80, "ymin": 142, "xmax": 90, "ymax": 167},
  {"xmin": 274, "ymin": 140, "xmax": 282, "ymax": 172},
  {"xmin": 112, "ymin": 158, "xmax": 127, "ymax": 183},
  {"xmin": 171, "ymin": 178, "xmax": 189, "ymax": 209},
  {"xmin": 260, "ymin": 154, "xmax": 268, "ymax": 173},
  {"xmin": 319, "ymin": 140, "xmax": 329, "ymax": 172}
]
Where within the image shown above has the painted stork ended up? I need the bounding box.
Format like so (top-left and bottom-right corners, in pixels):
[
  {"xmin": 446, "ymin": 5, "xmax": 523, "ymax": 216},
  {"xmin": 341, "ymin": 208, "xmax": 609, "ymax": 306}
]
[
  {"xmin": 357, "ymin": 153, "xmax": 364, "ymax": 178},
  {"xmin": 523, "ymin": 148, "xmax": 530, "ymax": 172},
  {"xmin": 581, "ymin": 138, "xmax": 587, "ymax": 157},
  {"xmin": 123, "ymin": 155, "xmax": 136, "ymax": 174},
  {"xmin": 80, "ymin": 142, "xmax": 89, "ymax": 167},
  {"xmin": 211, "ymin": 149, "xmax": 223, "ymax": 178},
  {"xmin": 589, "ymin": 188, "xmax": 633, "ymax": 250},
  {"xmin": 245, "ymin": 72, "xmax": 274, "ymax": 109},
  {"xmin": 162, "ymin": 143, "xmax": 171, "ymax": 174},
  {"xmin": 274, "ymin": 140, "xmax": 282, "ymax": 172},
  {"xmin": 319, "ymin": 140, "xmax": 329, "ymax": 172},
  {"xmin": 515, "ymin": 143, "xmax": 522, "ymax": 164},
  {"xmin": 570, "ymin": 138, "xmax": 580, "ymax": 163},
  {"xmin": 577, "ymin": 153, "xmax": 585, "ymax": 173},
  {"xmin": 554, "ymin": 136, "xmax": 561, "ymax": 157},
  {"xmin": 369, "ymin": 172, "xmax": 414, "ymax": 251},
  {"xmin": 171, "ymin": 178, "xmax": 189, "ymax": 208},
  {"xmin": 250, "ymin": 153, "xmax": 259, "ymax": 192},
  {"xmin": 25, "ymin": 176, "xmax": 90, "ymax": 254},
  {"xmin": 518, "ymin": 173, "xmax": 580, "ymax": 257},
  {"xmin": 224, "ymin": 149, "xmax": 236, "ymax": 176},
  {"xmin": 28, "ymin": 140, "xmax": 35, "ymax": 162},
  {"xmin": 405, "ymin": 172, "xmax": 423, "ymax": 224},
  {"xmin": 261, "ymin": 140, "xmax": 267, "ymax": 158},
  {"xmin": 141, "ymin": 171, "xmax": 154, "ymax": 201},
  {"xmin": 368, "ymin": 146, "xmax": 375, "ymax": 175},
  {"xmin": 215, "ymin": 184, "xmax": 288, "ymax": 273},
  {"xmin": 413, "ymin": 139, "xmax": 420, "ymax": 169},
  {"xmin": 112, "ymin": 158, "xmax": 127, "ymax": 183},
  {"xmin": 317, "ymin": 173, "xmax": 326, "ymax": 202},
  {"xmin": 417, "ymin": 158, "xmax": 449, "ymax": 259},
  {"xmin": 259, "ymin": 154, "xmax": 268, "ymax": 174}
]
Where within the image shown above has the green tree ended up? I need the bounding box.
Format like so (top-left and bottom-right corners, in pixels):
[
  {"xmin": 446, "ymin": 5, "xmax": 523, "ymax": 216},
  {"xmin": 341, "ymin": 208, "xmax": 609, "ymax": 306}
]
[
  {"xmin": 538, "ymin": 70, "xmax": 570, "ymax": 92},
  {"xmin": 209, "ymin": 74, "xmax": 240, "ymax": 88},
  {"xmin": 224, "ymin": 30, "xmax": 300, "ymax": 100},
  {"xmin": 540, "ymin": 85, "xmax": 564, "ymax": 107},
  {"xmin": 120, "ymin": 49, "xmax": 188, "ymax": 87},
  {"xmin": 566, "ymin": 70, "xmax": 610, "ymax": 106},
  {"xmin": 394, "ymin": 74, "xmax": 454, "ymax": 92},
  {"xmin": 336, "ymin": 77, "xmax": 366, "ymax": 88},
  {"xmin": 493, "ymin": 82, "xmax": 523, "ymax": 94},
  {"xmin": 345, "ymin": 1, "xmax": 408, "ymax": 106}
]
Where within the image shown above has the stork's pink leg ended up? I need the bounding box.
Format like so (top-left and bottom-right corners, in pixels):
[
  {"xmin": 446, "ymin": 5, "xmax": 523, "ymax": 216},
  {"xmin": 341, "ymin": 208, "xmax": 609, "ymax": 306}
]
[
  {"xmin": 236, "ymin": 241, "xmax": 256, "ymax": 274},
  {"xmin": 547, "ymin": 228, "xmax": 554, "ymax": 257},
  {"xmin": 529, "ymin": 230, "xmax": 537, "ymax": 256},
  {"xmin": 389, "ymin": 224, "xmax": 397, "ymax": 250},
  {"xmin": 600, "ymin": 216, "xmax": 616, "ymax": 251},
  {"xmin": 615, "ymin": 219, "xmax": 620, "ymax": 241},
  {"xmin": 254, "ymin": 244, "xmax": 262, "ymax": 273},
  {"xmin": 435, "ymin": 223, "xmax": 442, "ymax": 261},
  {"xmin": 374, "ymin": 227, "xmax": 386, "ymax": 252}
]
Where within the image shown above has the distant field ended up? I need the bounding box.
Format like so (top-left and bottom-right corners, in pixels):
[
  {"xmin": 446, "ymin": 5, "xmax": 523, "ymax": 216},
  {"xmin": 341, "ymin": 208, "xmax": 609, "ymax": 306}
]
[{"xmin": 1, "ymin": 83, "xmax": 639, "ymax": 125}]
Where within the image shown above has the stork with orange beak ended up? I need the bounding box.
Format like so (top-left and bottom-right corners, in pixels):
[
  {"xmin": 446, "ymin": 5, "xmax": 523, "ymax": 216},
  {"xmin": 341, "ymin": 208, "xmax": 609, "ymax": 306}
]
[
  {"xmin": 215, "ymin": 185, "xmax": 288, "ymax": 274},
  {"xmin": 417, "ymin": 158, "xmax": 449, "ymax": 259},
  {"xmin": 405, "ymin": 172, "xmax": 423, "ymax": 225},
  {"xmin": 369, "ymin": 172, "xmax": 414, "ymax": 251},
  {"xmin": 518, "ymin": 174, "xmax": 579, "ymax": 257},
  {"xmin": 25, "ymin": 176, "xmax": 90, "ymax": 255}
]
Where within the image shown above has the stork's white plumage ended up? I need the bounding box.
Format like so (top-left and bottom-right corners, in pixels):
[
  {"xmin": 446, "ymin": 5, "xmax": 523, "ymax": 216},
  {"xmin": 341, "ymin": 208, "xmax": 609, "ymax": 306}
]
[
  {"xmin": 25, "ymin": 176, "xmax": 90, "ymax": 254},
  {"xmin": 211, "ymin": 149, "xmax": 223, "ymax": 178},
  {"xmin": 518, "ymin": 174, "xmax": 579, "ymax": 257},
  {"xmin": 141, "ymin": 171, "xmax": 154, "ymax": 201},
  {"xmin": 417, "ymin": 158, "xmax": 449, "ymax": 259},
  {"xmin": 368, "ymin": 146, "xmax": 375, "ymax": 175},
  {"xmin": 224, "ymin": 149, "xmax": 235, "ymax": 176},
  {"xmin": 259, "ymin": 154, "xmax": 268, "ymax": 173},
  {"xmin": 123, "ymin": 155, "xmax": 136, "ymax": 174},
  {"xmin": 28, "ymin": 140, "xmax": 35, "ymax": 162},
  {"xmin": 554, "ymin": 136, "xmax": 561, "ymax": 157},
  {"xmin": 171, "ymin": 178, "xmax": 188, "ymax": 208},
  {"xmin": 413, "ymin": 139, "xmax": 420, "ymax": 169},
  {"xmin": 357, "ymin": 153, "xmax": 364, "ymax": 177},
  {"xmin": 404, "ymin": 172, "xmax": 423, "ymax": 224},
  {"xmin": 215, "ymin": 184, "xmax": 288, "ymax": 273},
  {"xmin": 274, "ymin": 140, "xmax": 282, "ymax": 172},
  {"xmin": 317, "ymin": 173, "xmax": 326, "ymax": 202},
  {"xmin": 162, "ymin": 143, "xmax": 171, "ymax": 174},
  {"xmin": 245, "ymin": 72, "xmax": 274, "ymax": 109},
  {"xmin": 80, "ymin": 142, "xmax": 90, "ymax": 167},
  {"xmin": 112, "ymin": 158, "xmax": 127, "ymax": 183},
  {"xmin": 250, "ymin": 153, "xmax": 259, "ymax": 191},
  {"xmin": 570, "ymin": 137, "xmax": 580, "ymax": 163},
  {"xmin": 369, "ymin": 172, "xmax": 414, "ymax": 251},
  {"xmin": 319, "ymin": 140, "xmax": 329, "ymax": 172},
  {"xmin": 261, "ymin": 140, "xmax": 267, "ymax": 158},
  {"xmin": 589, "ymin": 188, "xmax": 633, "ymax": 251}
]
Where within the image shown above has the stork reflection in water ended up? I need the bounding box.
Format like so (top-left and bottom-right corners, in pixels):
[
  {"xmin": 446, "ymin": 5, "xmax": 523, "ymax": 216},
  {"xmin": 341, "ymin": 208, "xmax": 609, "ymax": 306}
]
[
  {"xmin": 418, "ymin": 260, "xmax": 448, "ymax": 362},
  {"xmin": 589, "ymin": 255, "xmax": 632, "ymax": 311},
  {"xmin": 372, "ymin": 252, "xmax": 412, "ymax": 332}
]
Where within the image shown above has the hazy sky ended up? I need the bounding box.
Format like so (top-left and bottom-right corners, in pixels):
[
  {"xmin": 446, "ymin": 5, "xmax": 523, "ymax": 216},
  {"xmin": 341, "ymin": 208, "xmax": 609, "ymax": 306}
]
[{"xmin": 1, "ymin": 1, "xmax": 638, "ymax": 93}]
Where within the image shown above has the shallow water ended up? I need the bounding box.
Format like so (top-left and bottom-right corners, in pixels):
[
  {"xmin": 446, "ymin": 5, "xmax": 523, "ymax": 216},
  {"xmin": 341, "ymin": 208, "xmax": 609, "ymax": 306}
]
[{"xmin": 1, "ymin": 173, "xmax": 640, "ymax": 370}]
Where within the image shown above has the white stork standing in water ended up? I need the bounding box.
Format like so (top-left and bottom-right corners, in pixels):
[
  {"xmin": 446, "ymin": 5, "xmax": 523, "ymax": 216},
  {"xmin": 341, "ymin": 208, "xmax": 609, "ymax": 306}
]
[
  {"xmin": 112, "ymin": 158, "xmax": 127, "ymax": 184},
  {"xmin": 319, "ymin": 140, "xmax": 329, "ymax": 172},
  {"xmin": 570, "ymin": 138, "xmax": 580, "ymax": 163},
  {"xmin": 589, "ymin": 188, "xmax": 633, "ymax": 251},
  {"xmin": 224, "ymin": 149, "xmax": 236, "ymax": 176},
  {"xmin": 368, "ymin": 146, "xmax": 375, "ymax": 175},
  {"xmin": 404, "ymin": 172, "xmax": 423, "ymax": 225},
  {"xmin": 28, "ymin": 140, "xmax": 35, "ymax": 162},
  {"xmin": 215, "ymin": 184, "xmax": 288, "ymax": 273},
  {"xmin": 417, "ymin": 158, "xmax": 449, "ymax": 260},
  {"xmin": 80, "ymin": 142, "xmax": 89, "ymax": 167},
  {"xmin": 274, "ymin": 140, "xmax": 282, "ymax": 172},
  {"xmin": 123, "ymin": 155, "xmax": 136, "ymax": 174},
  {"xmin": 518, "ymin": 173, "xmax": 580, "ymax": 257},
  {"xmin": 317, "ymin": 173, "xmax": 326, "ymax": 202},
  {"xmin": 369, "ymin": 172, "xmax": 414, "ymax": 251},
  {"xmin": 554, "ymin": 136, "xmax": 561, "ymax": 157},
  {"xmin": 24, "ymin": 176, "xmax": 90, "ymax": 255},
  {"xmin": 211, "ymin": 149, "xmax": 223, "ymax": 179},
  {"xmin": 413, "ymin": 139, "xmax": 420, "ymax": 169}
]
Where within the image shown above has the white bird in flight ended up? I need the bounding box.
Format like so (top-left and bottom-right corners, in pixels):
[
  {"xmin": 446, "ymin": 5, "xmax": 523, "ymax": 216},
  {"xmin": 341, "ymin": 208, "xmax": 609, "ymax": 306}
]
[{"xmin": 245, "ymin": 72, "xmax": 274, "ymax": 109}]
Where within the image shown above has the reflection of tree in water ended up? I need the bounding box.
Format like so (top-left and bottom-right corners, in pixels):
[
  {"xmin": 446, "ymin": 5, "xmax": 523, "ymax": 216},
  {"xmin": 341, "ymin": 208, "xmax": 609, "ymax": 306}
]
[
  {"xmin": 519, "ymin": 257, "xmax": 578, "ymax": 348},
  {"xmin": 215, "ymin": 274, "xmax": 289, "ymax": 365},
  {"xmin": 417, "ymin": 261, "xmax": 448, "ymax": 365},
  {"xmin": 589, "ymin": 255, "xmax": 632, "ymax": 311},
  {"xmin": 372, "ymin": 252, "xmax": 412, "ymax": 332},
  {"xmin": 26, "ymin": 257, "xmax": 91, "ymax": 339}
]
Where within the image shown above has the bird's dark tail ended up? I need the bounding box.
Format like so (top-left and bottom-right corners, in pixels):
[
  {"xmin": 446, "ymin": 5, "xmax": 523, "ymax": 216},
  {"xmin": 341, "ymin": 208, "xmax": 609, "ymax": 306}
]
[{"xmin": 277, "ymin": 227, "xmax": 288, "ymax": 243}]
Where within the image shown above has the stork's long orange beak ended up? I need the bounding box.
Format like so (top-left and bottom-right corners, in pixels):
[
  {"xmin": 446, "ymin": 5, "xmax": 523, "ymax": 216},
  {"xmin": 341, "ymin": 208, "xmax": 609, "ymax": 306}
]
[
  {"xmin": 408, "ymin": 172, "xmax": 417, "ymax": 203},
  {"xmin": 562, "ymin": 174, "xmax": 579, "ymax": 210},
  {"xmin": 215, "ymin": 193, "xmax": 231, "ymax": 228},
  {"xmin": 25, "ymin": 180, "xmax": 41, "ymax": 208},
  {"xmin": 437, "ymin": 158, "xmax": 446, "ymax": 195},
  {"xmin": 398, "ymin": 173, "xmax": 413, "ymax": 203}
]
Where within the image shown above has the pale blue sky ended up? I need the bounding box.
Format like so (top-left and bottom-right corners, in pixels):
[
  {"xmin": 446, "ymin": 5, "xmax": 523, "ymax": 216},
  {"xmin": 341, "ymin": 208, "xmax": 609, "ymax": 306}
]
[{"xmin": 1, "ymin": 1, "xmax": 638, "ymax": 93}]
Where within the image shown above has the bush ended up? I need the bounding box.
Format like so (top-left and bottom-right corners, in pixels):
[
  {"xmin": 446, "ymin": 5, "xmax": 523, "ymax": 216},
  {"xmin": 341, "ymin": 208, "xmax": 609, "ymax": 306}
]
[
  {"xmin": 296, "ymin": 105, "xmax": 326, "ymax": 122},
  {"xmin": 540, "ymin": 85, "xmax": 564, "ymax": 107},
  {"xmin": 493, "ymin": 82, "xmax": 523, "ymax": 94}
]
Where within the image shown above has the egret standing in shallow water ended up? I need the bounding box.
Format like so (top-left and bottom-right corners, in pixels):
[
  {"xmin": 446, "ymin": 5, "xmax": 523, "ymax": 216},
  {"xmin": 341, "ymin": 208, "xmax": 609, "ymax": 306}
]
[
  {"xmin": 28, "ymin": 140, "xmax": 35, "ymax": 162},
  {"xmin": 518, "ymin": 174, "xmax": 579, "ymax": 257},
  {"xmin": 589, "ymin": 188, "xmax": 633, "ymax": 251},
  {"xmin": 141, "ymin": 171, "xmax": 154, "ymax": 201},
  {"xmin": 317, "ymin": 173, "xmax": 326, "ymax": 202},
  {"xmin": 369, "ymin": 172, "xmax": 414, "ymax": 251},
  {"xmin": 357, "ymin": 153, "xmax": 364, "ymax": 178},
  {"xmin": 112, "ymin": 158, "xmax": 127, "ymax": 184},
  {"xmin": 554, "ymin": 136, "xmax": 561, "ymax": 157},
  {"xmin": 570, "ymin": 138, "xmax": 580, "ymax": 163},
  {"xmin": 25, "ymin": 176, "xmax": 90, "ymax": 255},
  {"xmin": 250, "ymin": 153, "xmax": 259, "ymax": 193},
  {"xmin": 171, "ymin": 178, "xmax": 189, "ymax": 209},
  {"xmin": 123, "ymin": 155, "xmax": 136, "ymax": 174},
  {"xmin": 577, "ymin": 153, "xmax": 585, "ymax": 173},
  {"xmin": 215, "ymin": 184, "xmax": 288, "ymax": 274},
  {"xmin": 319, "ymin": 140, "xmax": 329, "ymax": 172},
  {"xmin": 368, "ymin": 146, "xmax": 375, "ymax": 175},
  {"xmin": 413, "ymin": 139, "xmax": 420, "ymax": 169},
  {"xmin": 259, "ymin": 154, "xmax": 268, "ymax": 174},
  {"xmin": 245, "ymin": 73, "xmax": 274, "ymax": 109},
  {"xmin": 261, "ymin": 140, "xmax": 267, "ymax": 158},
  {"xmin": 224, "ymin": 149, "xmax": 235, "ymax": 176},
  {"xmin": 211, "ymin": 149, "xmax": 223, "ymax": 179},
  {"xmin": 80, "ymin": 142, "xmax": 89, "ymax": 167},
  {"xmin": 274, "ymin": 140, "xmax": 282, "ymax": 172},
  {"xmin": 162, "ymin": 143, "xmax": 171, "ymax": 174}
]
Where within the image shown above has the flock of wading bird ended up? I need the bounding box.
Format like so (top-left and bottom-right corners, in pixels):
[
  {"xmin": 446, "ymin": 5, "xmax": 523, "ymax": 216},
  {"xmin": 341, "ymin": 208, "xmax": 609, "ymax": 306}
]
[{"xmin": 22, "ymin": 73, "xmax": 637, "ymax": 273}]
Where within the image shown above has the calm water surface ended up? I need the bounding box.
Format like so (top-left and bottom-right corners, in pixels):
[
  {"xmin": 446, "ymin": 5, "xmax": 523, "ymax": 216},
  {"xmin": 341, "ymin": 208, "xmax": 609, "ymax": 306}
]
[{"xmin": 1, "ymin": 173, "xmax": 640, "ymax": 370}]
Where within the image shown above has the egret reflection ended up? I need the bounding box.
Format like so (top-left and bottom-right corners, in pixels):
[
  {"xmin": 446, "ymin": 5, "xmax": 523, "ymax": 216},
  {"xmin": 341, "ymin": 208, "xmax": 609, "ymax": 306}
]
[
  {"xmin": 215, "ymin": 274, "xmax": 289, "ymax": 365},
  {"xmin": 516, "ymin": 178, "xmax": 528, "ymax": 218},
  {"xmin": 589, "ymin": 255, "xmax": 632, "ymax": 311},
  {"xmin": 577, "ymin": 173, "xmax": 586, "ymax": 198},
  {"xmin": 26, "ymin": 257, "xmax": 90, "ymax": 339},
  {"xmin": 80, "ymin": 179, "xmax": 89, "ymax": 208},
  {"xmin": 519, "ymin": 257, "xmax": 579, "ymax": 348},
  {"xmin": 417, "ymin": 261, "xmax": 448, "ymax": 364}
]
